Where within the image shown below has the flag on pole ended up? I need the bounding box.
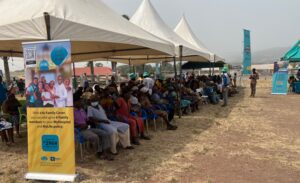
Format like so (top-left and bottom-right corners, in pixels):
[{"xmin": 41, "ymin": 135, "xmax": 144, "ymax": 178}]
[{"xmin": 243, "ymin": 29, "xmax": 252, "ymax": 75}]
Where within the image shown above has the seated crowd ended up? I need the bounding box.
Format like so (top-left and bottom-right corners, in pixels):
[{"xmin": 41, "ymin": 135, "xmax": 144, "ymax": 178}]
[
  {"xmin": 288, "ymin": 68, "xmax": 300, "ymax": 93},
  {"xmin": 72, "ymin": 70, "xmax": 238, "ymax": 160},
  {"xmin": 0, "ymin": 69, "xmax": 238, "ymax": 158}
]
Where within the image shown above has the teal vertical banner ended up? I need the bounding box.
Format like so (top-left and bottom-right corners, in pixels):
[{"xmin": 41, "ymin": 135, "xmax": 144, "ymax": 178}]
[
  {"xmin": 272, "ymin": 70, "xmax": 288, "ymax": 95},
  {"xmin": 243, "ymin": 29, "xmax": 251, "ymax": 75}
]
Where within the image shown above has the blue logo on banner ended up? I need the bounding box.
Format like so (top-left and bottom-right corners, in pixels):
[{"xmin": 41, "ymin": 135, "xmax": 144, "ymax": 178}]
[
  {"xmin": 42, "ymin": 135, "xmax": 59, "ymax": 152},
  {"xmin": 39, "ymin": 59, "xmax": 49, "ymax": 71},
  {"xmin": 51, "ymin": 46, "xmax": 68, "ymax": 66}
]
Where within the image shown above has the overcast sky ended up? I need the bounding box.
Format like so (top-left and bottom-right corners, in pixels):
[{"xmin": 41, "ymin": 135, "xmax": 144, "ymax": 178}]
[
  {"xmin": 1, "ymin": 0, "xmax": 299, "ymax": 72},
  {"xmin": 102, "ymin": 0, "xmax": 300, "ymax": 56}
]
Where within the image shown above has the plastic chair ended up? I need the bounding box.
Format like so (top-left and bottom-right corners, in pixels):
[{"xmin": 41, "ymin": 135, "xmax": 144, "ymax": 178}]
[
  {"xmin": 74, "ymin": 128, "xmax": 85, "ymax": 160},
  {"xmin": 143, "ymin": 108, "xmax": 160, "ymax": 131},
  {"xmin": 18, "ymin": 107, "xmax": 26, "ymax": 123},
  {"xmin": 141, "ymin": 109, "xmax": 149, "ymax": 133}
]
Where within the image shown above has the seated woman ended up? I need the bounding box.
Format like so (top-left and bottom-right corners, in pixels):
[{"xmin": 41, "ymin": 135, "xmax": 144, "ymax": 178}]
[
  {"xmin": 0, "ymin": 117, "xmax": 14, "ymax": 146},
  {"xmin": 116, "ymin": 87, "xmax": 150, "ymax": 145},
  {"xmin": 139, "ymin": 87, "xmax": 177, "ymax": 130}
]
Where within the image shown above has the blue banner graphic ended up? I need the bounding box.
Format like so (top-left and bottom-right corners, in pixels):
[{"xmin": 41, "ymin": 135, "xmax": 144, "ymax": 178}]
[
  {"xmin": 243, "ymin": 29, "xmax": 252, "ymax": 75},
  {"xmin": 272, "ymin": 70, "xmax": 288, "ymax": 95}
]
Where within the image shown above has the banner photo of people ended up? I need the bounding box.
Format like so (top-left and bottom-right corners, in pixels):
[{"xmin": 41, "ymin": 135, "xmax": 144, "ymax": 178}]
[{"xmin": 23, "ymin": 40, "xmax": 76, "ymax": 181}]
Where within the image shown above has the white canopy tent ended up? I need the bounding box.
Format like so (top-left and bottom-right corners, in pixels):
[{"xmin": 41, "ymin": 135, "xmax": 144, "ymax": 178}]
[
  {"xmin": 109, "ymin": 0, "xmax": 211, "ymax": 65},
  {"xmin": 0, "ymin": 0, "xmax": 175, "ymax": 62},
  {"xmin": 174, "ymin": 16, "xmax": 225, "ymax": 62}
]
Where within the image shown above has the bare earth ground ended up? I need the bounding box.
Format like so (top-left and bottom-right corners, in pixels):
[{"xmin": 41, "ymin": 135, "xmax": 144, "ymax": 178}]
[{"xmin": 0, "ymin": 79, "xmax": 300, "ymax": 183}]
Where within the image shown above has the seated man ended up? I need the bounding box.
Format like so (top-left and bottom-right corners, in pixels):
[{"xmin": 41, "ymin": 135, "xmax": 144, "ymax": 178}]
[
  {"xmin": 88, "ymin": 95, "xmax": 133, "ymax": 154},
  {"xmin": 139, "ymin": 87, "xmax": 177, "ymax": 130},
  {"xmin": 151, "ymin": 86, "xmax": 175, "ymax": 122},
  {"xmin": 74, "ymin": 98, "xmax": 112, "ymax": 160},
  {"xmin": 0, "ymin": 117, "xmax": 14, "ymax": 146},
  {"xmin": 116, "ymin": 87, "xmax": 150, "ymax": 145},
  {"xmin": 181, "ymin": 87, "xmax": 200, "ymax": 112}
]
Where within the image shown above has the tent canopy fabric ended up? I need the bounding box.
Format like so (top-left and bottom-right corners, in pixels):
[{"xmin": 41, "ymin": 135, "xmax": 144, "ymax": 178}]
[
  {"xmin": 174, "ymin": 16, "xmax": 224, "ymax": 62},
  {"xmin": 129, "ymin": 0, "xmax": 210, "ymax": 61},
  {"xmin": 0, "ymin": 0, "xmax": 175, "ymax": 61},
  {"xmin": 182, "ymin": 61, "xmax": 225, "ymax": 70},
  {"xmin": 282, "ymin": 40, "xmax": 300, "ymax": 62}
]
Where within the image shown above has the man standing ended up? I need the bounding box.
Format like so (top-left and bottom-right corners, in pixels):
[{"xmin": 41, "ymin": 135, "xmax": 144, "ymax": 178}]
[
  {"xmin": 233, "ymin": 73, "xmax": 237, "ymax": 88},
  {"xmin": 221, "ymin": 67, "xmax": 230, "ymax": 107},
  {"xmin": 55, "ymin": 75, "xmax": 67, "ymax": 107},
  {"xmin": 249, "ymin": 68, "xmax": 259, "ymax": 97},
  {"xmin": 17, "ymin": 78, "xmax": 25, "ymax": 97},
  {"xmin": 0, "ymin": 76, "xmax": 7, "ymax": 112}
]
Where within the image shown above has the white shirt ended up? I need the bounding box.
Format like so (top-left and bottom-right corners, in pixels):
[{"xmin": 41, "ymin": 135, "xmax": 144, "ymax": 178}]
[
  {"xmin": 143, "ymin": 77, "xmax": 154, "ymax": 95},
  {"xmin": 41, "ymin": 91, "xmax": 54, "ymax": 106},
  {"xmin": 55, "ymin": 83, "xmax": 67, "ymax": 107},
  {"xmin": 87, "ymin": 105, "xmax": 108, "ymax": 121}
]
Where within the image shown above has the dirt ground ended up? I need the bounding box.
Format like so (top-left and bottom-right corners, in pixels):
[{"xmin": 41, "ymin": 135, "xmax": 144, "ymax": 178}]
[{"xmin": 0, "ymin": 79, "xmax": 300, "ymax": 183}]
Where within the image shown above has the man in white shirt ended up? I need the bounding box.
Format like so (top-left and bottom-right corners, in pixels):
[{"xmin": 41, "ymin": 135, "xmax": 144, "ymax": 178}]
[
  {"xmin": 87, "ymin": 95, "xmax": 133, "ymax": 154},
  {"xmin": 142, "ymin": 72, "xmax": 154, "ymax": 95},
  {"xmin": 55, "ymin": 75, "xmax": 67, "ymax": 107}
]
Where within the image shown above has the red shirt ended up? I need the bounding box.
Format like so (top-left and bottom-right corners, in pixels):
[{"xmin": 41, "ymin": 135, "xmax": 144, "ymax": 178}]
[{"xmin": 116, "ymin": 97, "xmax": 131, "ymax": 118}]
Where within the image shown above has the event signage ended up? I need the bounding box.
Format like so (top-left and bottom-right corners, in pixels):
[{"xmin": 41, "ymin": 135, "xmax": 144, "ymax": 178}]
[
  {"xmin": 272, "ymin": 61, "xmax": 289, "ymax": 95},
  {"xmin": 243, "ymin": 29, "xmax": 252, "ymax": 75},
  {"xmin": 23, "ymin": 40, "xmax": 76, "ymax": 181}
]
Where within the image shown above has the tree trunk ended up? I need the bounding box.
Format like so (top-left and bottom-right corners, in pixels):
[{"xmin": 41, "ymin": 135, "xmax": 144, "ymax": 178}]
[{"xmin": 3, "ymin": 56, "xmax": 10, "ymax": 84}]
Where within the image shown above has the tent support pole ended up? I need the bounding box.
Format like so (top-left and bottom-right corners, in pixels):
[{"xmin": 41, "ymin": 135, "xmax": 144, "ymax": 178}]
[
  {"xmin": 212, "ymin": 54, "xmax": 216, "ymax": 75},
  {"xmin": 89, "ymin": 61, "xmax": 95, "ymax": 84},
  {"xmin": 178, "ymin": 45, "xmax": 183, "ymax": 118},
  {"xmin": 111, "ymin": 61, "xmax": 117, "ymax": 81},
  {"xmin": 44, "ymin": 12, "xmax": 51, "ymax": 40},
  {"xmin": 129, "ymin": 58, "xmax": 132, "ymax": 73},
  {"xmin": 173, "ymin": 57, "xmax": 177, "ymax": 79}
]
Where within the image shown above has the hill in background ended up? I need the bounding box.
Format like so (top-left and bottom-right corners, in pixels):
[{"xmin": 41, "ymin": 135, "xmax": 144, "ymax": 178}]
[{"xmin": 228, "ymin": 47, "xmax": 290, "ymax": 65}]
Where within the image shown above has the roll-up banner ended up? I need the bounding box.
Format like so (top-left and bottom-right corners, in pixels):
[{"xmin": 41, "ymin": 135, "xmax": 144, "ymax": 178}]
[{"xmin": 23, "ymin": 40, "xmax": 76, "ymax": 182}]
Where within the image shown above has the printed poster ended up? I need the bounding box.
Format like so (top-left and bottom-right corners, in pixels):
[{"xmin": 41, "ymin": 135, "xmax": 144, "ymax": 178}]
[{"xmin": 23, "ymin": 40, "xmax": 76, "ymax": 181}]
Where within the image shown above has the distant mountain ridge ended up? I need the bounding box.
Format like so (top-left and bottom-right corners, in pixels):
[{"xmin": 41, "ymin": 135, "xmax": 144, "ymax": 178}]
[{"xmin": 228, "ymin": 47, "xmax": 290, "ymax": 65}]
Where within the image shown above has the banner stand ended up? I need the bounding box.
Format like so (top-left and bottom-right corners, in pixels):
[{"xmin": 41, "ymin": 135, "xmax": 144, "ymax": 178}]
[
  {"xmin": 23, "ymin": 40, "xmax": 76, "ymax": 182},
  {"xmin": 25, "ymin": 173, "xmax": 77, "ymax": 182}
]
